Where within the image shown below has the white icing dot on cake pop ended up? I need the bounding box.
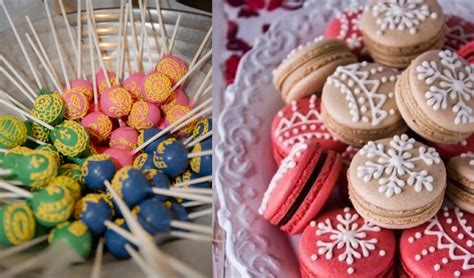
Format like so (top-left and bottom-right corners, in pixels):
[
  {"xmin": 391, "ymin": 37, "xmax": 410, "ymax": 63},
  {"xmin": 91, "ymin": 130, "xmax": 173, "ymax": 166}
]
[
  {"xmin": 415, "ymin": 254, "xmax": 421, "ymax": 261},
  {"xmin": 284, "ymin": 131, "xmax": 290, "ymax": 137},
  {"xmin": 311, "ymin": 254, "xmax": 318, "ymax": 261},
  {"xmin": 443, "ymin": 207, "xmax": 448, "ymax": 212},
  {"xmin": 442, "ymin": 258, "xmax": 448, "ymax": 264},
  {"xmin": 344, "ymin": 207, "xmax": 350, "ymax": 213},
  {"xmin": 434, "ymin": 264, "xmax": 441, "ymax": 271},
  {"xmin": 347, "ymin": 267, "xmax": 354, "ymax": 275},
  {"xmin": 379, "ymin": 250, "xmax": 386, "ymax": 256},
  {"xmin": 292, "ymin": 129, "xmax": 299, "ymax": 134}
]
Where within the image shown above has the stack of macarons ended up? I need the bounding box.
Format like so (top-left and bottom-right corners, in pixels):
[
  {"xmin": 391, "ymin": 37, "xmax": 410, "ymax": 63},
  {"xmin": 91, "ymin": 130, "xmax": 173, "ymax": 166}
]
[{"xmin": 260, "ymin": 0, "xmax": 474, "ymax": 276}]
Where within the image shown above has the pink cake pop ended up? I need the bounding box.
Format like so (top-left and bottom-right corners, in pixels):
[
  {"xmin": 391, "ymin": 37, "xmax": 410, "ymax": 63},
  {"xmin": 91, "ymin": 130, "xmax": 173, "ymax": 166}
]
[
  {"xmin": 142, "ymin": 72, "xmax": 173, "ymax": 104},
  {"xmin": 110, "ymin": 126, "xmax": 138, "ymax": 151},
  {"xmin": 127, "ymin": 100, "xmax": 161, "ymax": 131},
  {"xmin": 70, "ymin": 80, "xmax": 93, "ymax": 101},
  {"xmin": 123, "ymin": 72, "xmax": 145, "ymax": 100},
  {"xmin": 161, "ymin": 86, "xmax": 190, "ymax": 113},
  {"xmin": 81, "ymin": 112, "xmax": 113, "ymax": 143},
  {"xmin": 96, "ymin": 70, "xmax": 118, "ymax": 95},
  {"xmin": 155, "ymin": 54, "xmax": 188, "ymax": 85},
  {"xmin": 163, "ymin": 103, "xmax": 198, "ymax": 136},
  {"xmin": 100, "ymin": 86, "xmax": 133, "ymax": 118},
  {"xmin": 103, "ymin": 148, "xmax": 133, "ymax": 169},
  {"xmin": 62, "ymin": 89, "xmax": 89, "ymax": 120}
]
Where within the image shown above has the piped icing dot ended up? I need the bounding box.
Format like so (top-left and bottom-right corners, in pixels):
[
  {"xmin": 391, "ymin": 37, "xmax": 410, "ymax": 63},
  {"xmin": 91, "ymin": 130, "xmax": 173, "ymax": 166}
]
[
  {"xmin": 458, "ymin": 233, "xmax": 464, "ymax": 240},
  {"xmin": 415, "ymin": 232, "xmax": 422, "ymax": 239},
  {"xmin": 451, "ymin": 226, "xmax": 458, "ymax": 233},
  {"xmin": 415, "ymin": 254, "xmax": 421, "ymax": 261},
  {"xmin": 311, "ymin": 254, "xmax": 318, "ymax": 261},
  {"xmin": 310, "ymin": 221, "xmax": 316, "ymax": 227},
  {"xmin": 347, "ymin": 267, "xmax": 354, "ymax": 275},
  {"xmin": 454, "ymin": 271, "xmax": 461, "ymax": 277},
  {"xmin": 442, "ymin": 258, "xmax": 448, "ymax": 264},
  {"xmin": 379, "ymin": 250, "xmax": 386, "ymax": 256},
  {"xmin": 434, "ymin": 264, "xmax": 441, "ymax": 271},
  {"xmin": 447, "ymin": 218, "xmax": 452, "ymax": 224},
  {"xmin": 408, "ymin": 237, "xmax": 414, "ymax": 243},
  {"xmin": 421, "ymin": 249, "xmax": 428, "ymax": 256},
  {"xmin": 429, "ymin": 246, "xmax": 435, "ymax": 253}
]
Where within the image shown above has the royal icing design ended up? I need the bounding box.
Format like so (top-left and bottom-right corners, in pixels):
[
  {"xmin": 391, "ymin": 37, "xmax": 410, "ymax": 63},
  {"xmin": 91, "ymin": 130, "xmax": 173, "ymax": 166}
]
[
  {"xmin": 327, "ymin": 62, "xmax": 398, "ymax": 126},
  {"xmin": 461, "ymin": 152, "xmax": 474, "ymax": 166},
  {"xmin": 444, "ymin": 15, "xmax": 474, "ymax": 51},
  {"xmin": 370, "ymin": 0, "xmax": 438, "ymax": 35},
  {"xmin": 407, "ymin": 207, "xmax": 473, "ymax": 276},
  {"xmin": 311, "ymin": 208, "xmax": 383, "ymax": 275},
  {"xmin": 274, "ymin": 95, "xmax": 338, "ymax": 148},
  {"xmin": 416, "ymin": 50, "xmax": 474, "ymax": 125},
  {"xmin": 334, "ymin": 8, "xmax": 364, "ymax": 51},
  {"xmin": 258, "ymin": 142, "xmax": 308, "ymax": 215},
  {"xmin": 357, "ymin": 134, "xmax": 441, "ymax": 197}
]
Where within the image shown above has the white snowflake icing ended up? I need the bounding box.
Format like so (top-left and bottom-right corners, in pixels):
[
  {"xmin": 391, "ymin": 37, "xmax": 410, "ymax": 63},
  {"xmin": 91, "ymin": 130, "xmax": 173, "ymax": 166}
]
[
  {"xmin": 370, "ymin": 0, "xmax": 438, "ymax": 35},
  {"xmin": 327, "ymin": 62, "xmax": 398, "ymax": 126},
  {"xmin": 357, "ymin": 134, "xmax": 441, "ymax": 197},
  {"xmin": 416, "ymin": 50, "xmax": 474, "ymax": 125},
  {"xmin": 460, "ymin": 152, "xmax": 474, "ymax": 166},
  {"xmin": 258, "ymin": 142, "xmax": 308, "ymax": 215},
  {"xmin": 315, "ymin": 208, "xmax": 381, "ymax": 274}
]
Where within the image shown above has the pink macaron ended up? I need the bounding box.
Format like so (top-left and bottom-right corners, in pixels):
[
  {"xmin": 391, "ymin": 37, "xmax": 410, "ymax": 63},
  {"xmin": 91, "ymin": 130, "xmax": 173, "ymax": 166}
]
[{"xmin": 325, "ymin": 7, "xmax": 365, "ymax": 56}]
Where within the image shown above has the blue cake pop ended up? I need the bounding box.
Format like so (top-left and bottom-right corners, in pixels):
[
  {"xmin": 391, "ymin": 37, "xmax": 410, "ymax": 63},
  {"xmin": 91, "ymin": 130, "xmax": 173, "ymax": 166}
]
[
  {"xmin": 74, "ymin": 193, "xmax": 114, "ymax": 236},
  {"xmin": 146, "ymin": 170, "xmax": 171, "ymax": 202},
  {"xmin": 138, "ymin": 128, "xmax": 170, "ymax": 155},
  {"xmin": 174, "ymin": 170, "xmax": 211, "ymax": 189},
  {"xmin": 168, "ymin": 202, "xmax": 189, "ymax": 222},
  {"xmin": 111, "ymin": 166, "xmax": 150, "ymax": 208},
  {"xmin": 132, "ymin": 153, "xmax": 156, "ymax": 172},
  {"xmin": 135, "ymin": 198, "xmax": 172, "ymax": 235},
  {"xmin": 189, "ymin": 138, "xmax": 212, "ymax": 176},
  {"xmin": 104, "ymin": 219, "xmax": 136, "ymax": 259},
  {"xmin": 153, "ymin": 138, "xmax": 188, "ymax": 177},
  {"xmin": 193, "ymin": 118, "xmax": 211, "ymax": 138},
  {"xmin": 82, "ymin": 154, "xmax": 117, "ymax": 191}
]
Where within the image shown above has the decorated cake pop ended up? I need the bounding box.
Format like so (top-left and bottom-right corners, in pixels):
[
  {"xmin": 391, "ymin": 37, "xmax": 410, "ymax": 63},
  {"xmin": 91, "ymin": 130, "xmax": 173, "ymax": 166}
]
[
  {"xmin": 100, "ymin": 86, "xmax": 133, "ymax": 118},
  {"xmin": 190, "ymin": 138, "xmax": 212, "ymax": 176},
  {"xmin": 174, "ymin": 169, "xmax": 210, "ymax": 189},
  {"xmin": 161, "ymin": 86, "xmax": 190, "ymax": 112},
  {"xmin": 49, "ymin": 175, "xmax": 82, "ymax": 202},
  {"xmin": 29, "ymin": 183, "xmax": 75, "ymax": 227},
  {"xmin": 0, "ymin": 203, "xmax": 36, "ymax": 246},
  {"xmin": 168, "ymin": 202, "xmax": 190, "ymax": 222},
  {"xmin": 96, "ymin": 70, "xmax": 118, "ymax": 95},
  {"xmin": 36, "ymin": 144, "xmax": 62, "ymax": 166},
  {"xmin": 111, "ymin": 166, "xmax": 150, "ymax": 207},
  {"xmin": 25, "ymin": 120, "xmax": 50, "ymax": 143},
  {"xmin": 48, "ymin": 220, "xmax": 92, "ymax": 259},
  {"xmin": 163, "ymin": 104, "xmax": 198, "ymax": 135},
  {"xmin": 58, "ymin": 163, "xmax": 83, "ymax": 184},
  {"xmin": 142, "ymin": 72, "xmax": 172, "ymax": 104},
  {"xmin": 31, "ymin": 92, "xmax": 65, "ymax": 125},
  {"xmin": 153, "ymin": 138, "xmax": 189, "ymax": 177},
  {"xmin": 155, "ymin": 54, "xmax": 187, "ymax": 85},
  {"xmin": 16, "ymin": 150, "xmax": 58, "ymax": 188},
  {"xmin": 83, "ymin": 154, "xmax": 116, "ymax": 191},
  {"xmin": 132, "ymin": 153, "xmax": 156, "ymax": 172},
  {"xmin": 81, "ymin": 111, "xmax": 113, "ymax": 143},
  {"xmin": 137, "ymin": 127, "xmax": 171, "ymax": 155},
  {"xmin": 135, "ymin": 198, "xmax": 172, "ymax": 235},
  {"xmin": 127, "ymin": 100, "xmax": 161, "ymax": 130},
  {"xmin": 147, "ymin": 170, "xmax": 171, "ymax": 202},
  {"xmin": 74, "ymin": 193, "xmax": 114, "ymax": 236},
  {"xmin": 110, "ymin": 127, "xmax": 138, "ymax": 151},
  {"xmin": 0, "ymin": 115, "xmax": 27, "ymax": 149},
  {"xmin": 123, "ymin": 72, "xmax": 145, "ymax": 100},
  {"xmin": 1, "ymin": 146, "xmax": 31, "ymax": 170},
  {"xmin": 193, "ymin": 118, "xmax": 211, "ymax": 139},
  {"xmin": 50, "ymin": 120, "xmax": 90, "ymax": 157},
  {"xmin": 62, "ymin": 89, "xmax": 90, "ymax": 120},
  {"xmin": 103, "ymin": 148, "xmax": 134, "ymax": 169},
  {"xmin": 69, "ymin": 80, "xmax": 93, "ymax": 101},
  {"xmin": 104, "ymin": 218, "xmax": 134, "ymax": 259}
]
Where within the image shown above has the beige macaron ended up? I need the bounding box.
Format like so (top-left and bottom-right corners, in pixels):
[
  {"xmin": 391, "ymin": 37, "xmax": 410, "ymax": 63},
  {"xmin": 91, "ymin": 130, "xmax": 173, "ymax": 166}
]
[
  {"xmin": 446, "ymin": 152, "xmax": 474, "ymax": 213},
  {"xmin": 273, "ymin": 38, "xmax": 357, "ymax": 104},
  {"xmin": 395, "ymin": 49, "xmax": 474, "ymax": 144},
  {"xmin": 360, "ymin": 0, "xmax": 445, "ymax": 68},
  {"xmin": 348, "ymin": 134, "xmax": 446, "ymax": 229},
  {"xmin": 321, "ymin": 62, "xmax": 407, "ymax": 147}
]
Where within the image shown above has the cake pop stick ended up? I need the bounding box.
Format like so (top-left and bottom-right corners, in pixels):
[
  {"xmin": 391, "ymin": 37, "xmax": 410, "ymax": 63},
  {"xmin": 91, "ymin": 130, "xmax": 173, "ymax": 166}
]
[
  {"xmin": 187, "ymin": 150, "xmax": 212, "ymax": 158},
  {"xmin": 188, "ymin": 208, "xmax": 212, "ymax": 220},
  {"xmin": 119, "ymin": 3, "xmax": 130, "ymax": 81},
  {"xmin": 192, "ymin": 70, "xmax": 212, "ymax": 104},
  {"xmin": 169, "ymin": 220, "xmax": 212, "ymax": 235},
  {"xmin": 182, "ymin": 201, "xmax": 204, "ymax": 208},
  {"xmin": 76, "ymin": 0, "xmax": 82, "ymax": 79},
  {"xmin": 154, "ymin": 0, "xmax": 168, "ymax": 54},
  {"xmin": 169, "ymin": 231, "xmax": 211, "ymax": 242},
  {"xmin": 90, "ymin": 238, "xmax": 104, "ymax": 278},
  {"xmin": 0, "ymin": 181, "xmax": 32, "ymax": 198},
  {"xmin": 172, "ymin": 187, "xmax": 212, "ymax": 195},
  {"xmin": 172, "ymin": 175, "xmax": 212, "ymax": 188},
  {"xmin": 0, "ymin": 55, "xmax": 36, "ymax": 98},
  {"xmin": 171, "ymin": 49, "xmax": 212, "ymax": 91},
  {"xmin": 189, "ymin": 26, "xmax": 212, "ymax": 69},
  {"xmin": 0, "ymin": 0, "xmax": 42, "ymax": 89},
  {"xmin": 0, "ymin": 91, "xmax": 30, "ymax": 113},
  {"xmin": 151, "ymin": 188, "xmax": 212, "ymax": 203},
  {"xmin": 125, "ymin": 244, "xmax": 155, "ymax": 277},
  {"xmin": 168, "ymin": 14, "xmax": 181, "ymax": 54},
  {"xmin": 0, "ymin": 99, "xmax": 54, "ymax": 130},
  {"xmin": 128, "ymin": 0, "xmax": 139, "ymax": 72},
  {"xmin": 24, "ymin": 33, "xmax": 62, "ymax": 93},
  {"xmin": 87, "ymin": 17, "xmax": 99, "ymax": 111},
  {"xmin": 0, "ymin": 235, "xmax": 48, "ymax": 260},
  {"xmin": 185, "ymin": 131, "xmax": 212, "ymax": 147},
  {"xmin": 138, "ymin": 0, "xmax": 153, "ymax": 70},
  {"xmin": 58, "ymin": 0, "xmax": 79, "ymax": 70},
  {"xmin": 27, "ymin": 136, "xmax": 46, "ymax": 146},
  {"xmin": 0, "ymin": 192, "xmax": 24, "ymax": 198},
  {"xmin": 44, "ymin": 0, "xmax": 70, "ymax": 89},
  {"xmin": 115, "ymin": 0, "xmax": 126, "ymax": 82},
  {"xmin": 0, "ymin": 67, "xmax": 35, "ymax": 104}
]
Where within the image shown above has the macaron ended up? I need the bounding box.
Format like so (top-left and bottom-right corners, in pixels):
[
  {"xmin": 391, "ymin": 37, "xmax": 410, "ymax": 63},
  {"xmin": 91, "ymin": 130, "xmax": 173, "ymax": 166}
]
[
  {"xmin": 446, "ymin": 152, "xmax": 474, "ymax": 213},
  {"xmin": 348, "ymin": 134, "xmax": 446, "ymax": 229},
  {"xmin": 300, "ymin": 207, "xmax": 396, "ymax": 277},
  {"xmin": 395, "ymin": 50, "xmax": 474, "ymax": 144},
  {"xmin": 271, "ymin": 95, "xmax": 347, "ymax": 164},
  {"xmin": 325, "ymin": 7, "xmax": 366, "ymax": 56},
  {"xmin": 258, "ymin": 140, "xmax": 342, "ymax": 234},
  {"xmin": 400, "ymin": 207, "xmax": 474, "ymax": 277},
  {"xmin": 321, "ymin": 61, "xmax": 406, "ymax": 146},
  {"xmin": 428, "ymin": 134, "xmax": 474, "ymax": 159},
  {"xmin": 444, "ymin": 14, "xmax": 474, "ymax": 52},
  {"xmin": 360, "ymin": 0, "xmax": 445, "ymax": 68},
  {"xmin": 273, "ymin": 38, "xmax": 357, "ymax": 104}
]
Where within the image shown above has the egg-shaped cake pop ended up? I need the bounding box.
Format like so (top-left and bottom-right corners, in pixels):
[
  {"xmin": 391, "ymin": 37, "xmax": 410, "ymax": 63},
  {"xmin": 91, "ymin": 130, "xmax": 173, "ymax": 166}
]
[
  {"xmin": 58, "ymin": 163, "xmax": 83, "ymax": 184},
  {"xmin": 16, "ymin": 150, "xmax": 58, "ymax": 188},
  {"xmin": 137, "ymin": 127, "xmax": 171, "ymax": 155},
  {"xmin": 161, "ymin": 86, "xmax": 190, "ymax": 113},
  {"xmin": 70, "ymin": 80, "xmax": 93, "ymax": 101},
  {"xmin": 74, "ymin": 193, "xmax": 114, "ymax": 236},
  {"xmin": 104, "ymin": 218, "xmax": 135, "ymax": 259},
  {"xmin": 133, "ymin": 153, "xmax": 156, "ymax": 172},
  {"xmin": 190, "ymin": 138, "xmax": 212, "ymax": 176},
  {"xmin": 135, "ymin": 198, "xmax": 172, "ymax": 234},
  {"xmin": 0, "ymin": 203, "xmax": 36, "ymax": 246},
  {"xmin": 148, "ymin": 170, "xmax": 171, "ymax": 202},
  {"xmin": 168, "ymin": 202, "xmax": 190, "ymax": 222},
  {"xmin": 103, "ymin": 148, "xmax": 134, "ymax": 169},
  {"xmin": 49, "ymin": 176, "xmax": 82, "ymax": 202},
  {"xmin": 48, "ymin": 220, "xmax": 92, "ymax": 259},
  {"xmin": 193, "ymin": 118, "xmax": 212, "ymax": 139},
  {"xmin": 50, "ymin": 120, "xmax": 90, "ymax": 157},
  {"xmin": 111, "ymin": 166, "xmax": 150, "ymax": 207},
  {"xmin": 62, "ymin": 89, "xmax": 90, "ymax": 120},
  {"xmin": 24, "ymin": 120, "xmax": 50, "ymax": 143},
  {"xmin": 83, "ymin": 154, "xmax": 116, "ymax": 191},
  {"xmin": 0, "ymin": 115, "xmax": 27, "ymax": 149},
  {"xmin": 36, "ymin": 144, "xmax": 62, "ymax": 166},
  {"xmin": 96, "ymin": 70, "xmax": 118, "ymax": 95},
  {"xmin": 127, "ymin": 100, "xmax": 161, "ymax": 131},
  {"xmin": 142, "ymin": 72, "xmax": 172, "ymax": 104},
  {"xmin": 123, "ymin": 72, "xmax": 145, "ymax": 100},
  {"xmin": 2, "ymin": 146, "xmax": 31, "ymax": 171},
  {"xmin": 31, "ymin": 92, "xmax": 65, "ymax": 125},
  {"xmin": 110, "ymin": 127, "xmax": 138, "ymax": 151},
  {"xmin": 100, "ymin": 86, "xmax": 133, "ymax": 118},
  {"xmin": 163, "ymin": 104, "xmax": 198, "ymax": 135},
  {"xmin": 29, "ymin": 183, "xmax": 75, "ymax": 227},
  {"xmin": 81, "ymin": 112, "xmax": 113, "ymax": 143},
  {"xmin": 155, "ymin": 54, "xmax": 188, "ymax": 85},
  {"xmin": 153, "ymin": 138, "xmax": 189, "ymax": 177}
]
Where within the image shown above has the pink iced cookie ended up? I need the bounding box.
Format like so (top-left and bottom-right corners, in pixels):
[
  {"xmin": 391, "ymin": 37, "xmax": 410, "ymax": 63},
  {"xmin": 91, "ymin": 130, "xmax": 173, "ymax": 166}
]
[
  {"xmin": 100, "ymin": 86, "xmax": 133, "ymax": 118},
  {"xmin": 103, "ymin": 147, "xmax": 134, "ymax": 169},
  {"xmin": 110, "ymin": 126, "xmax": 138, "ymax": 151},
  {"xmin": 142, "ymin": 72, "xmax": 173, "ymax": 104},
  {"xmin": 96, "ymin": 70, "xmax": 118, "ymax": 95},
  {"xmin": 155, "ymin": 54, "xmax": 188, "ymax": 85},
  {"xmin": 123, "ymin": 72, "xmax": 145, "ymax": 100},
  {"xmin": 81, "ymin": 111, "xmax": 113, "ymax": 143},
  {"xmin": 69, "ymin": 79, "xmax": 93, "ymax": 101},
  {"xmin": 127, "ymin": 100, "xmax": 161, "ymax": 130},
  {"xmin": 444, "ymin": 15, "xmax": 474, "ymax": 51},
  {"xmin": 62, "ymin": 89, "xmax": 89, "ymax": 120},
  {"xmin": 325, "ymin": 7, "xmax": 365, "ymax": 55}
]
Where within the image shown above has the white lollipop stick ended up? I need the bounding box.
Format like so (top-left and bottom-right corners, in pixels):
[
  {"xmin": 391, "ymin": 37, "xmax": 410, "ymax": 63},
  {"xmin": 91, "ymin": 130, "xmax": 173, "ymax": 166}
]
[
  {"xmin": 170, "ymin": 220, "xmax": 212, "ymax": 235},
  {"xmin": 120, "ymin": 3, "xmax": 130, "ymax": 81},
  {"xmin": 27, "ymin": 136, "xmax": 46, "ymax": 146},
  {"xmin": 25, "ymin": 33, "xmax": 62, "ymax": 93},
  {"xmin": 0, "ymin": 1, "xmax": 42, "ymax": 89},
  {"xmin": 151, "ymin": 188, "xmax": 212, "ymax": 203},
  {"xmin": 128, "ymin": 0, "xmax": 139, "ymax": 72},
  {"xmin": 25, "ymin": 16, "xmax": 61, "ymax": 88},
  {"xmin": 194, "ymin": 85, "xmax": 212, "ymax": 105},
  {"xmin": 192, "ymin": 70, "xmax": 212, "ymax": 104},
  {"xmin": 0, "ymin": 90, "xmax": 30, "ymax": 113},
  {"xmin": 87, "ymin": 17, "xmax": 99, "ymax": 110},
  {"xmin": 168, "ymin": 14, "xmax": 181, "ymax": 54},
  {"xmin": 173, "ymin": 175, "xmax": 212, "ymax": 188},
  {"xmin": 181, "ymin": 201, "xmax": 204, "ymax": 208},
  {"xmin": 138, "ymin": 0, "xmax": 153, "ymax": 70},
  {"xmin": 187, "ymin": 150, "xmax": 212, "ymax": 158},
  {"xmin": 0, "ymin": 170, "xmax": 12, "ymax": 176},
  {"xmin": 0, "ymin": 235, "xmax": 48, "ymax": 260},
  {"xmin": 115, "ymin": 0, "xmax": 126, "ymax": 82},
  {"xmin": 189, "ymin": 26, "xmax": 212, "ymax": 69},
  {"xmin": 0, "ymin": 181, "xmax": 32, "ymax": 198},
  {"xmin": 58, "ymin": 0, "xmax": 80, "ymax": 78},
  {"xmin": 0, "ymin": 99, "xmax": 54, "ymax": 130},
  {"xmin": 0, "ymin": 192, "xmax": 24, "ymax": 198},
  {"xmin": 169, "ymin": 231, "xmax": 211, "ymax": 242},
  {"xmin": 90, "ymin": 238, "xmax": 104, "ymax": 278},
  {"xmin": 44, "ymin": 0, "xmax": 70, "ymax": 89},
  {"xmin": 185, "ymin": 131, "xmax": 212, "ymax": 147},
  {"xmin": 170, "ymin": 106, "xmax": 212, "ymax": 133},
  {"xmin": 104, "ymin": 220, "xmax": 138, "ymax": 244},
  {"xmin": 0, "ymin": 55, "xmax": 37, "ymax": 98},
  {"xmin": 76, "ymin": 0, "xmax": 83, "ymax": 79},
  {"xmin": 171, "ymin": 49, "xmax": 212, "ymax": 91},
  {"xmin": 125, "ymin": 244, "xmax": 156, "ymax": 277},
  {"xmin": 0, "ymin": 148, "xmax": 7, "ymax": 153},
  {"xmin": 0, "ymin": 67, "xmax": 35, "ymax": 104},
  {"xmin": 154, "ymin": 0, "xmax": 168, "ymax": 54},
  {"xmin": 188, "ymin": 208, "xmax": 212, "ymax": 219},
  {"xmin": 172, "ymin": 187, "xmax": 212, "ymax": 195}
]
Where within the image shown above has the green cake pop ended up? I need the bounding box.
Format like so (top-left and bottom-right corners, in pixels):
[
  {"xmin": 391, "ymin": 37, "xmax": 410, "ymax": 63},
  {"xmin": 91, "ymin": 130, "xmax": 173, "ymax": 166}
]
[
  {"xmin": 0, "ymin": 203, "xmax": 36, "ymax": 246},
  {"xmin": 58, "ymin": 164, "xmax": 83, "ymax": 184},
  {"xmin": 0, "ymin": 115, "xmax": 27, "ymax": 149},
  {"xmin": 50, "ymin": 121, "xmax": 90, "ymax": 157},
  {"xmin": 48, "ymin": 176, "xmax": 82, "ymax": 201},
  {"xmin": 16, "ymin": 150, "xmax": 58, "ymax": 188},
  {"xmin": 29, "ymin": 183, "xmax": 75, "ymax": 227},
  {"xmin": 24, "ymin": 120, "xmax": 50, "ymax": 143},
  {"xmin": 31, "ymin": 92, "xmax": 65, "ymax": 126},
  {"xmin": 36, "ymin": 144, "xmax": 62, "ymax": 166},
  {"xmin": 2, "ymin": 146, "xmax": 31, "ymax": 172},
  {"xmin": 48, "ymin": 221, "xmax": 92, "ymax": 259}
]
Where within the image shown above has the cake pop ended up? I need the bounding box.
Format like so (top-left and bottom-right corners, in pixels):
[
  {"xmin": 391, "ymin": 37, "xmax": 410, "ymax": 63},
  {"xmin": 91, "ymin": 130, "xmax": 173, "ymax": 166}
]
[
  {"xmin": 163, "ymin": 104, "xmax": 198, "ymax": 135},
  {"xmin": 104, "ymin": 218, "xmax": 135, "ymax": 259},
  {"xmin": 135, "ymin": 198, "xmax": 172, "ymax": 234},
  {"xmin": 142, "ymin": 72, "xmax": 172, "ymax": 104},
  {"xmin": 168, "ymin": 202, "xmax": 190, "ymax": 222},
  {"xmin": 174, "ymin": 169, "xmax": 211, "ymax": 189},
  {"xmin": 100, "ymin": 86, "xmax": 133, "ymax": 118},
  {"xmin": 137, "ymin": 127, "xmax": 171, "ymax": 155},
  {"xmin": 1, "ymin": 146, "xmax": 31, "ymax": 171},
  {"xmin": 0, "ymin": 203, "xmax": 36, "ymax": 246},
  {"xmin": 132, "ymin": 153, "xmax": 156, "ymax": 172},
  {"xmin": 153, "ymin": 138, "xmax": 189, "ymax": 177},
  {"xmin": 31, "ymin": 92, "xmax": 65, "ymax": 126},
  {"xmin": 193, "ymin": 118, "xmax": 211, "ymax": 139},
  {"xmin": 81, "ymin": 112, "xmax": 113, "ymax": 143},
  {"xmin": 110, "ymin": 127, "xmax": 138, "ymax": 151},
  {"xmin": 148, "ymin": 170, "xmax": 171, "ymax": 202},
  {"xmin": 161, "ymin": 86, "xmax": 190, "ymax": 113},
  {"xmin": 74, "ymin": 193, "xmax": 114, "ymax": 236},
  {"xmin": 15, "ymin": 150, "xmax": 58, "ymax": 188},
  {"xmin": 0, "ymin": 115, "xmax": 27, "ymax": 149},
  {"xmin": 29, "ymin": 183, "xmax": 75, "ymax": 227},
  {"xmin": 70, "ymin": 80, "xmax": 93, "ymax": 101},
  {"xmin": 123, "ymin": 72, "xmax": 145, "ymax": 100},
  {"xmin": 58, "ymin": 163, "xmax": 83, "ymax": 184},
  {"xmin": 96, "ymin": 70, "xmax": 117, "ymax": 95},
  {"xmin": 36, "ymin": 144, "xmax": 62, "ymax": 166},
  {"xmin": 48, "ymin": 220, "xmax": 92, "ymax": 259},
  {"xmin": 83, "ymin": 154, "xmax": 116, "ymax": 191},
  {"xmin": 111, "ymin": 166, "xmax": 150, "ymax": 207},
  {"xmin": 24, "ymin": 120, "xmax": 50, "ymax": 143},
  {"xmin": 49, "ymin": 175, "xmax": 82, "ymax": 202},
  {"xmin": 155, "ymin": 54, "xmax": 187, "ymax": 85},
  {"xmin": 62, "ymin": 89, "xmax": 90, "ymax": 120},
  {"xmin": 50, "ymin": 120, "xmax": 90, "ymax": 157},
  {"xmin": 103, "ymin": 148, "xmax": 134, "ymax": 169},
  {"xmin": 190, "ymin": 138, "xmax": 212, "ymax": 176},
  {"xmin": 127, "ymin": 100, "xmax": 161, "ymax": 130}
]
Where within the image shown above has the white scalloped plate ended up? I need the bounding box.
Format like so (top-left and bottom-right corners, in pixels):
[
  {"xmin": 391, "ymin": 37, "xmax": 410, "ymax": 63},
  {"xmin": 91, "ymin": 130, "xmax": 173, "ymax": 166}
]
[{"xmin": 214, "ymin": 1, "xmax": 472, "ymax": 276}]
